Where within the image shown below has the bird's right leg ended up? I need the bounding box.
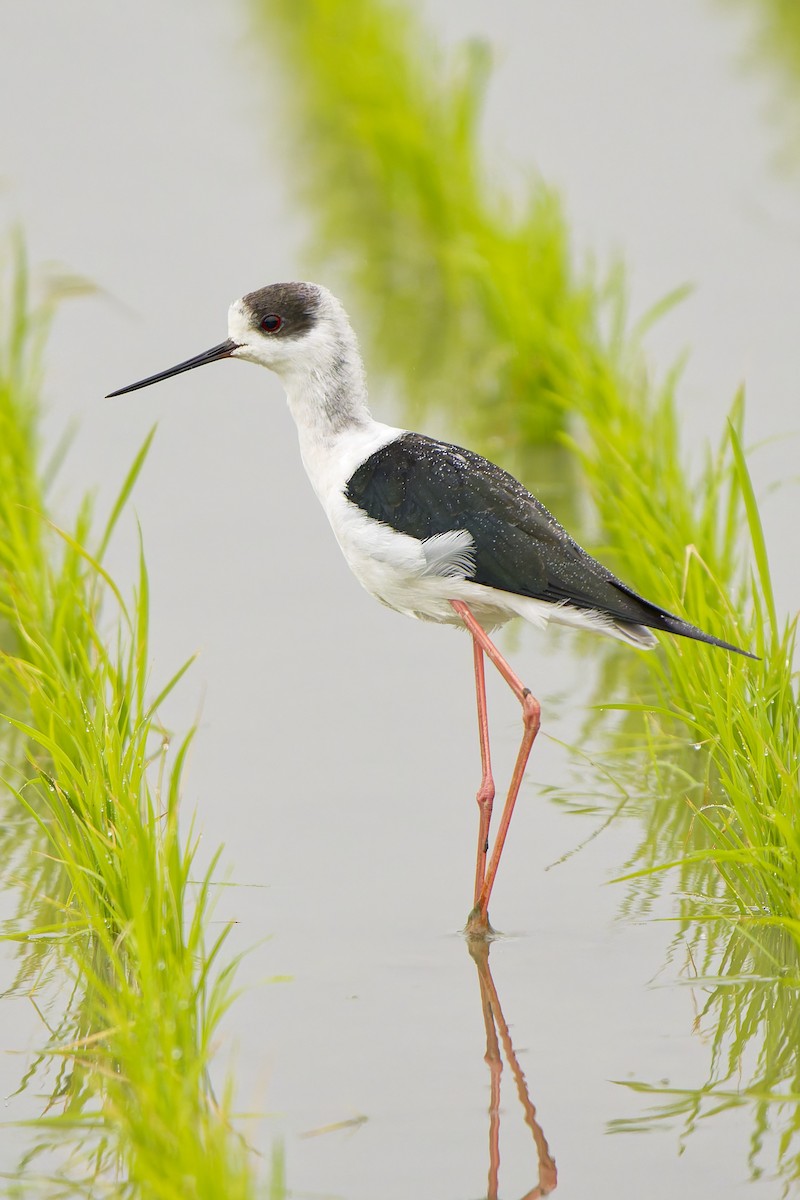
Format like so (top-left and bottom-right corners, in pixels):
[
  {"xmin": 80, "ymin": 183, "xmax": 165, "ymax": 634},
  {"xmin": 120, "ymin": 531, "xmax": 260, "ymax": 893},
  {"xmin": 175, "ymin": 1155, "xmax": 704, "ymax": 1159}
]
[{"xmin": 472, "ymin": 637, "xmax": 496, "ymax": 908}]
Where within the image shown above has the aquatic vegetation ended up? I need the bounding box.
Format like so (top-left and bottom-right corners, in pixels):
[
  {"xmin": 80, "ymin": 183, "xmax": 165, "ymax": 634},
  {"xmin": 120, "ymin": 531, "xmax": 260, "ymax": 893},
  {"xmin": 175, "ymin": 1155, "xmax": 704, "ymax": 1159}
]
[{"xmin": 0, "ymin": 244, "xmax": 266, "ymax": 1196}]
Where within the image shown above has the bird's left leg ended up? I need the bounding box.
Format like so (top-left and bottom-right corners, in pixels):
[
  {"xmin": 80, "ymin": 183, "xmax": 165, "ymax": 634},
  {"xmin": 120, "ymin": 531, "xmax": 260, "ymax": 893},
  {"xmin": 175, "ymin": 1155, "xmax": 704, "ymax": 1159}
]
[{"xmin": 450, "ymin": 600, "xmax": 541, "ymax": 936}]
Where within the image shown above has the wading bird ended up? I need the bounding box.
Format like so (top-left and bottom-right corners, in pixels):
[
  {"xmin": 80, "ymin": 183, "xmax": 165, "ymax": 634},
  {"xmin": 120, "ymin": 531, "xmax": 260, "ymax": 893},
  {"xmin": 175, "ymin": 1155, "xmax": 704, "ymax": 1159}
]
[{"xmin": 108, "ymin": 282, "xmax": 752, "ymax": 935}]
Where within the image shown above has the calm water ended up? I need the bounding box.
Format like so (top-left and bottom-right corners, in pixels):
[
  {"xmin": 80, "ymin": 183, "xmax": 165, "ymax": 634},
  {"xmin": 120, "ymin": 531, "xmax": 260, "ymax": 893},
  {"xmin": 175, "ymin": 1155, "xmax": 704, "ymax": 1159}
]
[{"xmin": 0, "ymin": 0, "xmax": 798, "ymax": 1195}]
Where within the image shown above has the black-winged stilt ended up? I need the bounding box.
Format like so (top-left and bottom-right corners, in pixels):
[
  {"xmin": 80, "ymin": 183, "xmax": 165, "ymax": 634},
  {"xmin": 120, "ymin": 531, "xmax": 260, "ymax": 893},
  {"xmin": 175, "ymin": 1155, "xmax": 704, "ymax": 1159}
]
[{"xmin": 108, "ymin": 282, "xmax": 753, "ymax": 935}]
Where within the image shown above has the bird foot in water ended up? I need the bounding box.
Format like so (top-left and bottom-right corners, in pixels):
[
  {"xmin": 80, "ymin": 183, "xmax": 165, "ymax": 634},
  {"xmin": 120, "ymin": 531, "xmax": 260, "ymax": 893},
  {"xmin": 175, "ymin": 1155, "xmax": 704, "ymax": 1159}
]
[{"xmin": 464, "ymin": 905, "xmax": 497, "ymax": 941}]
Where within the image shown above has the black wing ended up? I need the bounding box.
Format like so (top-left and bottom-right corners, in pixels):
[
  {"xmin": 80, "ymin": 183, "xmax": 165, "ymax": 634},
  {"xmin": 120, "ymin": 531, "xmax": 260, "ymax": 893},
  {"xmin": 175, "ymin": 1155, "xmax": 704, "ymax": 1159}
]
[{"xmin": 345, "ymin": 433, "xmax": 752, "ymax": 656}]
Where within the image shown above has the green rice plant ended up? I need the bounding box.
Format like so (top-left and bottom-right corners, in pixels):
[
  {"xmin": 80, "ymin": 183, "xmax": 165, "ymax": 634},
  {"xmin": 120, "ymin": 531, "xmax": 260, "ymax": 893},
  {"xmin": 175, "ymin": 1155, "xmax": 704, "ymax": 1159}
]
[
  {"xmin": 249, "ymin": 0, "xmax": 800, "ymax": 935},
  {"xmin": 0, "ymin": 244, "xmax": 267, "ymax": 1197},
  {"xmin": 571, "ymin": 329, "xmax": 799, "ymax": 924}
]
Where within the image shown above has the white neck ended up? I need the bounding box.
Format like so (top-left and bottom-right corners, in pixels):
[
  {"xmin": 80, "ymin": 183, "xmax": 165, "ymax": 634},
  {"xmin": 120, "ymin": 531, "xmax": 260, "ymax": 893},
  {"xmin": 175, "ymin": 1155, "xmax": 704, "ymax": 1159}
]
[
  {"xmin": 282, "ymin": 325, "xmax": 402, "ymax": 511},
  {"xmin": 281, "ymin": 318, "xmax": 373, "ymax": 448}
]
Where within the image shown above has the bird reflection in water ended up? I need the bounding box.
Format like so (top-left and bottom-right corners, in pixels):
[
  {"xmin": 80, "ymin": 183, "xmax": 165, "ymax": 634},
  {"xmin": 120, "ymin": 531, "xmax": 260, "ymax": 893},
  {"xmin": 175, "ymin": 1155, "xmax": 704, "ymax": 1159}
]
[{"xmin": 468, "ymin": 937, "xmax": 557, "ymax": 1198}]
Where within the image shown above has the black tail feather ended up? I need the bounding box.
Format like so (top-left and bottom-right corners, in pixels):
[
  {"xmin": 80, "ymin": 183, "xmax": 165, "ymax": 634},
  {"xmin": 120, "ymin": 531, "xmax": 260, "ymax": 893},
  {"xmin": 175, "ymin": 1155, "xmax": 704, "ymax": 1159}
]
[{"xmin": 612, "ymin": 582, "xmax": 758, "ymax": 660}]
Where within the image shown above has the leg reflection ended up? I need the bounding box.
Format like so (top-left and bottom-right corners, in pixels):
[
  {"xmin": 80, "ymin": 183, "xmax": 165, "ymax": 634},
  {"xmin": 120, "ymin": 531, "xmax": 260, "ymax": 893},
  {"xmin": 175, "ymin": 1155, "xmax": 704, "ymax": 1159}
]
[{"xmin": 470, "ymin": 938, "xmax": 557, "ymax": 1198}]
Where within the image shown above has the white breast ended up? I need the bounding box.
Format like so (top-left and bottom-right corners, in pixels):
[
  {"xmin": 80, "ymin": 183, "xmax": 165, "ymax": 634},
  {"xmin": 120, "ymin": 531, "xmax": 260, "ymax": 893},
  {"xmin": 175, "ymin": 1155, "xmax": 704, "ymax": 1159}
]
[{"xmin": 298, "ymin": 419, "xmax": 402, "ymax": 511}]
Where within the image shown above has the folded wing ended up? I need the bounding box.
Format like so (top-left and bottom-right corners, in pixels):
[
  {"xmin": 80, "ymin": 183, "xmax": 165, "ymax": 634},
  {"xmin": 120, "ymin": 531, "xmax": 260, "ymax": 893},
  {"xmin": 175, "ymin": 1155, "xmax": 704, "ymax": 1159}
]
[{"xmin": 345, "ymin": 432, "xmax": 752, "ymax": 656}]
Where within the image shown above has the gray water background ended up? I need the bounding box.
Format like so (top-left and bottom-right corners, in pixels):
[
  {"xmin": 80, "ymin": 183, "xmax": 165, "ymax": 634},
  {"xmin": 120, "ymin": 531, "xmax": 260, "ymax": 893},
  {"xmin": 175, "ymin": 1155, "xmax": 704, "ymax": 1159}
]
[{"xmin": 0, "ymin": 1, "xmax": 798, "ymax": 1195}]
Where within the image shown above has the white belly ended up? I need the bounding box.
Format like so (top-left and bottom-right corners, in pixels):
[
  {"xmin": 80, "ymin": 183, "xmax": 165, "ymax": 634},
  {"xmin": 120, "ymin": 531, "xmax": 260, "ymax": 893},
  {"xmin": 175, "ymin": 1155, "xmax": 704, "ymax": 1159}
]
[{"xmin": 325, "ymin": 490, "xmax": 516, "ymax": 628}]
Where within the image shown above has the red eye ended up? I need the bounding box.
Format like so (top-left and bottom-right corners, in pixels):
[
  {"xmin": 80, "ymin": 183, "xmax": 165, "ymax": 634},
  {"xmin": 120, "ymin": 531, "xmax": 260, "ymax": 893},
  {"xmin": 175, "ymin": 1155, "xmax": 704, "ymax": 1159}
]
[{"xmin": 260, "ymin": 313, "xmax": 283, "ymax": 333}]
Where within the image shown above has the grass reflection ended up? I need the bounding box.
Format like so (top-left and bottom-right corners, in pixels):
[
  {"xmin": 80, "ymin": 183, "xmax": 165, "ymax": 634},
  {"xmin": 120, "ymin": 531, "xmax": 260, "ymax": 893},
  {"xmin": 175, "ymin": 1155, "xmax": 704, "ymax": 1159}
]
[
  {"xmin": 612, "ymin": 923, "xmax": 800, "ymax": 1191},
  {"xmin": 0, "ymin": 696, "xmax": 119, "ymax": 1190},
  {"xmin": 548, "ymin": 696, "xmax": 800, "ymax": 1187}
]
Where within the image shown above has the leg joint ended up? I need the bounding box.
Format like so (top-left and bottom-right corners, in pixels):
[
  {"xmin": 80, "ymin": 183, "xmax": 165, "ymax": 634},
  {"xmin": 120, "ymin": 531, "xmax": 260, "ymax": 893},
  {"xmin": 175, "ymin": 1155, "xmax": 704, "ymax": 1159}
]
[
  {"xmin": 521, "ymin": 689, "xmax": 541, "ymax": 734},
  {"xmin": 476, "ymin": 777, "xmax": 496, "ymax": 809}
]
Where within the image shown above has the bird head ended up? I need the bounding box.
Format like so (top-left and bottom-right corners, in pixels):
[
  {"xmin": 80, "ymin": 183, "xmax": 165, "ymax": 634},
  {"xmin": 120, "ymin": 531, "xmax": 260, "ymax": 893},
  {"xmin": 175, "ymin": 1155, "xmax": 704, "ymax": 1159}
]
[{"xmin": 106, "ymin": 281, "xmax": 349, "ymax": 397}]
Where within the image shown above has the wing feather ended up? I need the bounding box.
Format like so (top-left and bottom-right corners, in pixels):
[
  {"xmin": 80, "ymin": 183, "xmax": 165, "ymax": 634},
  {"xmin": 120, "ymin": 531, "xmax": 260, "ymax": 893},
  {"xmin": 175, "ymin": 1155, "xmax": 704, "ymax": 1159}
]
[
  {"xmin": 344, "ymin": 432, "xmax": 753, "ymax": 656},
  {"xmin": 346, "ymin": 433, "xmax": 641, "ymax": 617}
]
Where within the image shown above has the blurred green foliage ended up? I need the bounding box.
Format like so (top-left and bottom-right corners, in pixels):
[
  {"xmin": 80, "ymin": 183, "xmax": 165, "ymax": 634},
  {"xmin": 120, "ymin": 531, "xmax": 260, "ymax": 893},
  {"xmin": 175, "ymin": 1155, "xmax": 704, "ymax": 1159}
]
[
  {"xmin": 251, "ymin": 0, "xmax": 597, "ymax": 465},
  {"xmin": 720, "ymin": 0, "xmax": 800, "ymax": 171}
]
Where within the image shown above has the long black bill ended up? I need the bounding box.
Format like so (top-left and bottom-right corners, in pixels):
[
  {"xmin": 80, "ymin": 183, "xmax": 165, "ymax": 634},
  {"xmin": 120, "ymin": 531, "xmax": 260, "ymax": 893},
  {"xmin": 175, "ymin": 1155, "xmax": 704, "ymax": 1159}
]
[{"xmin": 106, "ymin": 338, "xmax": 239, "ymax": 398}]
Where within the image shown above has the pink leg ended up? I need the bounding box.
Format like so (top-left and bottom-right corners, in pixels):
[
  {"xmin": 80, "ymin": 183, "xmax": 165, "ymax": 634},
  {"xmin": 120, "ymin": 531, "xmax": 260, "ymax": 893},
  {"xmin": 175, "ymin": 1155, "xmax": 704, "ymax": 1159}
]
[
  {"xmin": 472, "ymin": 638, "xmax": 496, "ymax": 907},
  {"xmin": 450, "ymin": 600, "xmax": 541, "ymax": 935}
]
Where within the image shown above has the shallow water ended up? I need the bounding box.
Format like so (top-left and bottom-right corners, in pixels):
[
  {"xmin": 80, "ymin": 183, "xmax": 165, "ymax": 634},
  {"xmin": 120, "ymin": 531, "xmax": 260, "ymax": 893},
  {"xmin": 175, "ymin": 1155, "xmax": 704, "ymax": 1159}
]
[{"xmin": 0, "ymin": 0, "xmax": 798, "ymax": 1195}]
